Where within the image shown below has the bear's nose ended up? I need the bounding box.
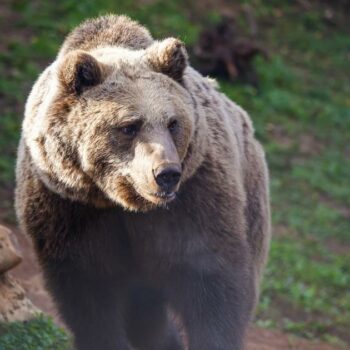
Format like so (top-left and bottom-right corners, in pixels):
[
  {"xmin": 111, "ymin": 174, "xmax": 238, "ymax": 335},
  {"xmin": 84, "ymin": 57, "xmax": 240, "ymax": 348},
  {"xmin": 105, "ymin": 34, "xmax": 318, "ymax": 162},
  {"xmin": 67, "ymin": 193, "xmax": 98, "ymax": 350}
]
[{"xmin": 154, "ymin": 165, "xmax": 182, "ymax": 192}]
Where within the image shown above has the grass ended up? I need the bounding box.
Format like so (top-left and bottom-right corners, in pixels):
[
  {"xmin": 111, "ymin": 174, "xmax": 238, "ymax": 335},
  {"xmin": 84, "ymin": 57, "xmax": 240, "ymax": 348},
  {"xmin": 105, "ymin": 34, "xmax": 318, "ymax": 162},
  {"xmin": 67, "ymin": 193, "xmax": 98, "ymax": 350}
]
[
  {"xmin": 0, "ymin": 0, "xmax": 349, "ymax": 347},
  {"xmin": 0, "ymin": 315, "xmax": 72, "ymax": 350}
]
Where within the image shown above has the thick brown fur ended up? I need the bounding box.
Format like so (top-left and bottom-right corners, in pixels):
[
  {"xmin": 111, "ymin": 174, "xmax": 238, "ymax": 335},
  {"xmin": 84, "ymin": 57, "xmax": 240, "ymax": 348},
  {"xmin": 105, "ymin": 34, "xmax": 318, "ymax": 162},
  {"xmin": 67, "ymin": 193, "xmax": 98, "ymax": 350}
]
[{"xmin": 16, "ymin": 15, "xmax": 270, "ymax": 350}]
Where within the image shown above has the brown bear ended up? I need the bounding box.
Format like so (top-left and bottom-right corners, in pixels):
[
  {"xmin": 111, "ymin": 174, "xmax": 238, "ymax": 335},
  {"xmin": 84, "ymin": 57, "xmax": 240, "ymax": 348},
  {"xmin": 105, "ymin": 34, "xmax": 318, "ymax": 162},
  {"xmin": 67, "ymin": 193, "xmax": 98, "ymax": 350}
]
[{"xmin": 15, "ymin": 15, "xmax": 270, "ymax": 350}]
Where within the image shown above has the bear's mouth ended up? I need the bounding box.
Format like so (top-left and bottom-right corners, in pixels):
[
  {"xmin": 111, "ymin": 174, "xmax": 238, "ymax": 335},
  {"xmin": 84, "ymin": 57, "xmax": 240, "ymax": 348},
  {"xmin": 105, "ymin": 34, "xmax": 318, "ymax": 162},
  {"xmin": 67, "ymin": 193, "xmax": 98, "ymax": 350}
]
[
  {"xmin": 144, "ymin": 191, "xmax": 177, "ymax": 207},
  {"xmin": 152, "ymin": 191, "xmax": 177, "ymax": 201},
  {"xmin": 143, "ymin": 190, "xmax": 177, "ymax": 205},
  {"xmin": 128, "ymin": 178, "xmax": 177, "ymax": 206}
]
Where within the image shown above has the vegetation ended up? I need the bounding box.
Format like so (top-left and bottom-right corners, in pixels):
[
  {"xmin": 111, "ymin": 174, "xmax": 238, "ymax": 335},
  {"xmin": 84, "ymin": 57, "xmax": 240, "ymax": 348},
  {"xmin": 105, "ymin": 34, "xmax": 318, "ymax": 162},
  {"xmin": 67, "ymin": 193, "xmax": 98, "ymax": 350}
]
[
  {"xmin": 0, "ymin": 315, "xmax": 72, "ymax": 350},
  {"xmin": 0, "ymin": 0, "xmax": 349, "ymax": 348}
]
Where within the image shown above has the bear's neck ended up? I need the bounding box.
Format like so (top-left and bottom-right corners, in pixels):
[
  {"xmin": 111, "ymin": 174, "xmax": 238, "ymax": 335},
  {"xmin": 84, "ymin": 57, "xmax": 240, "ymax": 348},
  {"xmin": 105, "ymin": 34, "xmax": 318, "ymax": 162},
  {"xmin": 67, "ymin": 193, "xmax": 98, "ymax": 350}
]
[{"xmin": 181, "ymin": 69, "xmax": 210, "ymax": 182}]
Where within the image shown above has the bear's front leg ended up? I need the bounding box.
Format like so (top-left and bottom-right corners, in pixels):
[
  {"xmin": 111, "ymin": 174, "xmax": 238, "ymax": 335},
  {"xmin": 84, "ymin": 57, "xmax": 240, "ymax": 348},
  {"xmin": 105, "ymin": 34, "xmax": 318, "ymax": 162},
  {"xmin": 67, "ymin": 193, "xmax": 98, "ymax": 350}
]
[
  {"xmin": 125, "ymin": 284, "xmax": 184, "ymax": 350},
  {"xmin": 18, "ymin": 181, "xmax": 131, "ymax": 350},
  {"xmin": 41, "ymin": 255, "xmax": 129, "ymax": 350},
  {"xmin": 167, "ymin": 254, "xmax": 255, "ymax": 350}
]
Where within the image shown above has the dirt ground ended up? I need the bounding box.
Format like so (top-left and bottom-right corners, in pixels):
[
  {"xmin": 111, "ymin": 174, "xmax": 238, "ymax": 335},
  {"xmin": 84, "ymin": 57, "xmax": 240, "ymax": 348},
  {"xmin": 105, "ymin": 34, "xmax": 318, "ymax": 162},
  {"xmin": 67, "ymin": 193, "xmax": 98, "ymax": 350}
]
[{"xmin": 3, "ymin": 221, "xmax": 342, "ymax": 350}]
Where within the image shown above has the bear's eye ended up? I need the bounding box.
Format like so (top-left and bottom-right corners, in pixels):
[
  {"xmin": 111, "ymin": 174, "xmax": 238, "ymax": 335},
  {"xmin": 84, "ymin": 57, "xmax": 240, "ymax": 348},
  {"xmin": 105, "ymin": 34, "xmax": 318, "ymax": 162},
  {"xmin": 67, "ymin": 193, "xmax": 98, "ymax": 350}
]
[
  {"xmin": 120, "ymin": 124, "xmax": 139, "ymax": 137},
  {"xmin": 168, "ymin": 120, "xmax": 178, "ymax": 133}
]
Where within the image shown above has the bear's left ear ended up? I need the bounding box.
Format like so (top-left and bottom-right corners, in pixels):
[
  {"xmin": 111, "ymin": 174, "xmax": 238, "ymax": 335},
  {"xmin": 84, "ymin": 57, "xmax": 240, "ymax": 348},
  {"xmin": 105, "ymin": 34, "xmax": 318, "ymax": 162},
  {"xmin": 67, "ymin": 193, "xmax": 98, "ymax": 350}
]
[{"xmin": 146, "ymin": 38, "xmax": 188, "ymax": 82}]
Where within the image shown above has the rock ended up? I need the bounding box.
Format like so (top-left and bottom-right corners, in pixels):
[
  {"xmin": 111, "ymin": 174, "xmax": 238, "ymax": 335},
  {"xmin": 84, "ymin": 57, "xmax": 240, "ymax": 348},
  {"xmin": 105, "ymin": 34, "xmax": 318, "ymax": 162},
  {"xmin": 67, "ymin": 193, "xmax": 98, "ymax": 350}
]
[
  {"xmin": 0, "ymin": 274, "xmax": 40, "ymax": 322},
  {"xmin": 0, "ymin": 225, "xmax": 22, "ymax": 274},
  {"xmin": 0, "ymin": 225, "xmax": 41, "ymax": 322}
]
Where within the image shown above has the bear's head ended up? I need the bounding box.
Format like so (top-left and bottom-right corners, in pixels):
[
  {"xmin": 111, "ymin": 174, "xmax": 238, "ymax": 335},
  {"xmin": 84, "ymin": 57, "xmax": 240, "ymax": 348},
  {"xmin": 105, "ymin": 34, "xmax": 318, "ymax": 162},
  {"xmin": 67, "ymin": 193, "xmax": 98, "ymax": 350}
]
[{"xmin": 25, "ymin": 39, "xmax": 204, "ymax": 212}]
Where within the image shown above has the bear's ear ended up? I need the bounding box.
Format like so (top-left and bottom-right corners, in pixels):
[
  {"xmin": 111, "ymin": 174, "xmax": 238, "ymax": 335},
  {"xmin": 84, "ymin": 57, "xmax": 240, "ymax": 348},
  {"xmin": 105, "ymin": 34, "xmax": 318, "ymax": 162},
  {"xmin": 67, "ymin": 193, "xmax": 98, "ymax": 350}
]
[
  {"xmin": 146, "ymin": 38, "xmax": 188, "ymax": 82},
  {"xmin": 58, "ymin": 50, "xmax": 103, "ymax": 95}
]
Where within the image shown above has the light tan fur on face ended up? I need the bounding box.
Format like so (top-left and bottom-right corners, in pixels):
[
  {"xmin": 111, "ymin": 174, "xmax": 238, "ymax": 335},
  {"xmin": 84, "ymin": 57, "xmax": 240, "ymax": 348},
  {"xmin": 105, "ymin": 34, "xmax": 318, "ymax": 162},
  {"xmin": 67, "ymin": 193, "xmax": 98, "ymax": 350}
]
[{"xmin": 75, "ymin": 64, "xmax": 195, "ymax": 211}]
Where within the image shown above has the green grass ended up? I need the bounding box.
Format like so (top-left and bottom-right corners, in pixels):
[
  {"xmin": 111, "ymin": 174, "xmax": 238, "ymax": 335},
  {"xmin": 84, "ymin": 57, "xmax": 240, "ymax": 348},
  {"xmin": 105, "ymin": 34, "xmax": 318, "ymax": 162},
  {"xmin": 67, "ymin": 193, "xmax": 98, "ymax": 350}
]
[
  {"xmin": 0, "ymin": 315, "xmax": 72, "ymax": 350},
  {"xmin": 0, "ymin": 0, "xmax": 349, "ymax": 347}
]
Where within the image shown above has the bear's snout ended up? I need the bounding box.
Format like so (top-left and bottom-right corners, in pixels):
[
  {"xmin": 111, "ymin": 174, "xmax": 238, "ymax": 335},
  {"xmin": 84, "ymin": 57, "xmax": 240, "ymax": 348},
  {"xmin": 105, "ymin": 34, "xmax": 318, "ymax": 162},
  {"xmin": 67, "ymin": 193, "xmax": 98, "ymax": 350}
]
[{"xmin": 153, "ymin": 164, "xmax": 182, "ymax": 193}]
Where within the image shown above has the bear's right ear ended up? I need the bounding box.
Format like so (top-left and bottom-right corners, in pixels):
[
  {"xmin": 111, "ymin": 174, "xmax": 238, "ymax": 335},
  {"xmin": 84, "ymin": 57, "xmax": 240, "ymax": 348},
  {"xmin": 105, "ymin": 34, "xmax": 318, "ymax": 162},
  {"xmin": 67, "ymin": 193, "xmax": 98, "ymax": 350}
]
[
  {"xmin": 58, "ymin": 50, "xmax": 103, "ymax": 95},
  {"xmin": 146, "ymin": 38, "xmax": 188, "ymax": 83}
]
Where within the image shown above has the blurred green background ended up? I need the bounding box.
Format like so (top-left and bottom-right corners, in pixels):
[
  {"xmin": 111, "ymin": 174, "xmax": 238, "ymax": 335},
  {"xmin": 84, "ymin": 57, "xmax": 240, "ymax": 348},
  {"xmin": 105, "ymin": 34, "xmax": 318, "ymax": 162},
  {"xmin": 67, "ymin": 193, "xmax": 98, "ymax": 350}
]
[{"xmin": 0, "ymin": 0, "xmax": 349, "ymax": 349}]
